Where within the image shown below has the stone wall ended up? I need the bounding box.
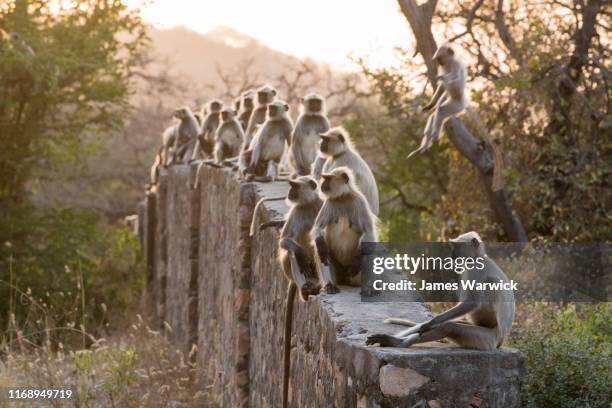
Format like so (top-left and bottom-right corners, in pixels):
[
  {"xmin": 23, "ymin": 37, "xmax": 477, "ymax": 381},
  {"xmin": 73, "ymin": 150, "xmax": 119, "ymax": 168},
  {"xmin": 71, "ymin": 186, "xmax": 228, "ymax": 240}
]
[{"xmin": 140, "ymin": 163, "xmax": 524, "ymax": 407}]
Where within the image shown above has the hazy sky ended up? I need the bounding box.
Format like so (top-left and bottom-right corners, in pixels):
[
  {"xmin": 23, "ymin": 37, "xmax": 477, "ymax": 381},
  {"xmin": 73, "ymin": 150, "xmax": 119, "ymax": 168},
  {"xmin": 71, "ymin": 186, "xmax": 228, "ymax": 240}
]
[{"xmin": 130, "ymin": 0, "xmax": 413, "ymax": 69}]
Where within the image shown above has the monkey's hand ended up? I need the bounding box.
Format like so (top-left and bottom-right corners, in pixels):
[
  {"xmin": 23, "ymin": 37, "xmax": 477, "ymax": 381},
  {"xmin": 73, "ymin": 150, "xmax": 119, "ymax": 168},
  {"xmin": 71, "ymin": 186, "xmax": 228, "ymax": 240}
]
[
  {"xmin": 365, "ymin": 334, "xmax": 403, "ymax": 347},
  {"xmin": 323, "ymin": 281, "xmax": 339, "ymax": 294},
  {"xmin": 422, "ymin": 103, "xmax": 435, "ymax": 112},
  {"xmin": 418, "ymin": 319, "xmax": 435, "ymax": 334},
  {"xmin": 315, "ymin": 235, "xmax": 330, "ymax": 265},
  {"xmin": 299, "ymin": 281, "xmax": 319, "ymax": 300}
]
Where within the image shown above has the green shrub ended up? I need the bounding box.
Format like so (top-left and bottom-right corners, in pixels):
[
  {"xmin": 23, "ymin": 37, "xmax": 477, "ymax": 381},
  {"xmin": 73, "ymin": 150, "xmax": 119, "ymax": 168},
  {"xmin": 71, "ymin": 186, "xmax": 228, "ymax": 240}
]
[{"xmin": 512, "ymin": 304, "xmax": 611, "ymax": 408}]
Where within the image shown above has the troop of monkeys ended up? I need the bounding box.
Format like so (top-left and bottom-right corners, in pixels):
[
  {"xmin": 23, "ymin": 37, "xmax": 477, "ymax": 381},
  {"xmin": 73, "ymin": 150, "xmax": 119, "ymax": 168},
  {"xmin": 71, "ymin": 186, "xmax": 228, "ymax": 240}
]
[{"xmin": 148, "ymin": 44, "xmax": 514, "ymax": 407}]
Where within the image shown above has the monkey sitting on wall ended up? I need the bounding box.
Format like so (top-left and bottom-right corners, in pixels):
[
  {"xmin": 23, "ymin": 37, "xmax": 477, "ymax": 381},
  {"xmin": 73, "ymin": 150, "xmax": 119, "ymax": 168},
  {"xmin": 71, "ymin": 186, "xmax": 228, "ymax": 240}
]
[
  {"xmin": 160, "ymin": 123, "xmax": 177, "ymax": 166},
  {"xmin": 318, "ymin": 127, "xmax": 379, "ymax": 215},
  {"xmin": 238, "ymin": 90, "xmax": 256, "ymax": 131},
  {"xmin": 245, "ymin": 100, "xmax": 293, "ymax": 182},
  {"xmin": 408, "ymin": 43, "xmax": 467, "ymax": 158},
  {"xmin": 366, "ymin": 231, "xmax": 515, "ymax": 350},
  {"xmin": 289, "ymin": 93, "xmax": 331, "ymax": 177},
  {"xmin": 311, "ymin": 167, "xmax": 378, "ymax": 294},
  {"xmin": 191, "ymin": 99, "xmax": 223, "ymax": 161},
  {"xmin": 271, "ymin": 176, "xmax": 323, "ymax": 408},
  {"xmin": 169, "ymin": 106, "xmax": 200, "ymax": 164},
  {"xmin": 238, "ymin": 85, "xmax": 277, "ymax": 176},
  {"xmin": 214, "ymin": 107, "xmax": 245, "ymax": 165}
]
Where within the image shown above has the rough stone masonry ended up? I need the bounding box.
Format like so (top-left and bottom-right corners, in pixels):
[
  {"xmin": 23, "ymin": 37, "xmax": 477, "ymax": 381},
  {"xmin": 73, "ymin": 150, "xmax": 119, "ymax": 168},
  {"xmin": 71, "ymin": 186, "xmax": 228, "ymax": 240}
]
[{"xmin": 139, "ymin": 163, "xmax": 524, "ymax": 407}]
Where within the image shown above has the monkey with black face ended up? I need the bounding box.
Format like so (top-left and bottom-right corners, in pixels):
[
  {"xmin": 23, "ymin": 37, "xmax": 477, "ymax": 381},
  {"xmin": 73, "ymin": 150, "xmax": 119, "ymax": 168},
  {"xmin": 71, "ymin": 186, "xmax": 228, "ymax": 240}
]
[
  {"xmin": 239, "ymin": 85, "xmax": 277, "ymax": 176},
  {"xmin": 289, "ymin": 93, "xmax": 331, "ymax": 177},
  {"xmin": 408, "ymin": 43, "xmax": 467, "ymax": 158},
  {"xmin": 213, "ymin": 107, "xmax": 244, "ymax": 164},
  {"xmin": 161, "ymin": 124, "xmax": 177, "ymax": 166},
  {"xmin": 366, "ymin": 231, "xmax": 515, "ymax": 350},
  {"xmin": 238, "ymin": 90, "xmax": 256, "ymax": 131},
  {"xmin": 191, "ymin": 99, "xmax": 223, "ymax": 161},
  {"xmin": 311, "ymin": 167, "xmax": 378, "ymax": 294},
  {"xmin": 244, "ymin": 84, "xmax": 277, "ymax": 147},
  {"xmin": 245, "ymin": 100, "xmax": 293, "ymax": 182},
  {"xmin": 273, "ymin": 176, "xmax": 323, "ymax": 408},
  {"xmin": 170, "ymin": 106, "xmax": 200, "ymax": 164},
  {"xmin": 318, "ymin": 127, "xmax": 379, "ymax": 215}
]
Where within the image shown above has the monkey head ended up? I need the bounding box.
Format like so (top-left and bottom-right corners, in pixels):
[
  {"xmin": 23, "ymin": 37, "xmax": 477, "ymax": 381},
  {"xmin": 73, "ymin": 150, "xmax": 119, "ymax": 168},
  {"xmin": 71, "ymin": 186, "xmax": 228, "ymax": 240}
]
[
  {"xmin": 173, "ymin": 106, "xmax": 192, "ymax": 120},
  {"xmin": 287, "ymin": 176, "xmax": 318, "ymax": 205},
  {"xmin": 242, "ymin": 90, "xmax": 255, "ymax": 110},
  {"xmin": 320, "ymin": 167, "xmax": 354, "ymax": 199},
  {"xmin": 208, "ymin": 100, "xmax": 224, "ymax": 114},
  {"xmin": 449, "ymin": 231, "xmax": 486, "ymax": 259},
  {"xmin": 319, "ymin": 127, "xmax": 350, "ymax": 157},
  {"xmin": 432, "ymin": 43, "xmax": 456, "ymax": 67},
  {"xmin": 267, "ymin": 100, "xmax": 289, "ymax": 120},
  {"xmin": 257, "ymin": 84, "xmax": 277, "ymax": 105},
  {"xmin": 301, "ymin": 93, "xmax": 325, "ymax": 114},
  {"xmin": 221, "ymin": 108, "xmax": 237, "ymax": 122}
]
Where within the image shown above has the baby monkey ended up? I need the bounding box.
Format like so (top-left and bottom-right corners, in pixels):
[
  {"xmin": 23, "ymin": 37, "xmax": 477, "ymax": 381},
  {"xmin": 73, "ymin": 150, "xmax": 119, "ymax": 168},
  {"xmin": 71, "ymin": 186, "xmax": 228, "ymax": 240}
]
[{"xmin": 366, "ymin": 231, "xmax": 515, "ymax": 350}]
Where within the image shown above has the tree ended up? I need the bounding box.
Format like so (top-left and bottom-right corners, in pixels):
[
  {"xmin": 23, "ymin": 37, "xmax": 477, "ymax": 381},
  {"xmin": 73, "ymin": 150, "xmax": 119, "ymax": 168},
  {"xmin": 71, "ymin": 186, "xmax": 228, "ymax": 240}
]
[
  {"xmin": 0, "ymin": 0, "xmax": 149, "ymax": 339},
  {"xmin": 397, "ymin": 0, "xmax": 528, "ymax": 242}
]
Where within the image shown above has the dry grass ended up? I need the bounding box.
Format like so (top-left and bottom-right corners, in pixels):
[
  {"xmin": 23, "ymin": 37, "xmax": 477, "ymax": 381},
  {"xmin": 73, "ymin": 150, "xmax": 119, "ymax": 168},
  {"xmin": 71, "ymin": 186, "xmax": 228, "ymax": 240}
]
[{"xmin": 0, "ymin": 315, "xmax": 207, "ymax": 408}]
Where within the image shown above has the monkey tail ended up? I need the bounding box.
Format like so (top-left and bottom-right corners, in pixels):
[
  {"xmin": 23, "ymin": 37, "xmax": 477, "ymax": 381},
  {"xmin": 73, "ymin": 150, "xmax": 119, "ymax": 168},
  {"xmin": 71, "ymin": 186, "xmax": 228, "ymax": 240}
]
[
  {"xmin": 463, "ymin": 107, "xmax": 505, "ymax": 192},
  {"xmin": 249, "ymin": 196, "xmax": 286, "ymax": 236},
  {"xmin": 283, "ymin": 283, "xmax": 297, "ymax": 408},
  {"xmin": 384, "ymin": 317, "xmax": 419, "ymax": 327},
  {"xmin": 192, "ymin": 161, "xmax": 206, "ymax": 189}
]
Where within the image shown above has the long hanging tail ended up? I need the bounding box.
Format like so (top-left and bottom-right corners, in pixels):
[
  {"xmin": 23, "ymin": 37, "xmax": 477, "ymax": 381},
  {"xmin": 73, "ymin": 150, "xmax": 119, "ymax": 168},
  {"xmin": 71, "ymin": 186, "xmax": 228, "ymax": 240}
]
[
  {"xmin": 283, "ymin": 283, "xmax": 297, "ymax": 408},
  {"xmin": 463, "ymin": 107, "xmax": 505, "ymax": 192},
  {"xmin": 249, "ymin": 196, "xmax": 285, "ymax": 236}
]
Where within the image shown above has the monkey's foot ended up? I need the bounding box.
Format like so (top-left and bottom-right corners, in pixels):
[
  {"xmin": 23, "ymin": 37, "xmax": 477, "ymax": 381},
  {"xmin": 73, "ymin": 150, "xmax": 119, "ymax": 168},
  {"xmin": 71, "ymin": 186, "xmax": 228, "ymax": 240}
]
[
  {"xmin": 366, "ymin": 334, "xmax": 404, "ymax": 347},
  {"xmin": 299, "ymin": 281, "xmax": 320, "ymax": 300},
  {"xmin": 360, "ymin": 286, "xmax": 380, "ymax": 297},
  {"xmin": 323, "ymin": 282, "xmax": 339, "ymax": 294},
  {"xmin": 253, "ymin": 176, "xmax": 273, "ymax": 182}
]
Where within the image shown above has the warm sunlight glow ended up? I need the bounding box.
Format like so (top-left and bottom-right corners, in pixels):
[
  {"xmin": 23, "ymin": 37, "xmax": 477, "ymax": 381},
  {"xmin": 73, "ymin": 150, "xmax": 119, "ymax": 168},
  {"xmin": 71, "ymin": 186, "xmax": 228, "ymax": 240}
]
[{"xmin": 126, "ymin": 0, "xmax": 413, "ymax": 69}]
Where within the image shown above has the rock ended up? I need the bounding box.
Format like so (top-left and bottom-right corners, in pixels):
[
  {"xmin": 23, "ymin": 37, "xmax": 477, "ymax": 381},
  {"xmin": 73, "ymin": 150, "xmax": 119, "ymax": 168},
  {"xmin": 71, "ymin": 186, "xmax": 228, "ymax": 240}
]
[{"xmin": 379, "ymin": 365, "xmax": 430, "ymax": 397}]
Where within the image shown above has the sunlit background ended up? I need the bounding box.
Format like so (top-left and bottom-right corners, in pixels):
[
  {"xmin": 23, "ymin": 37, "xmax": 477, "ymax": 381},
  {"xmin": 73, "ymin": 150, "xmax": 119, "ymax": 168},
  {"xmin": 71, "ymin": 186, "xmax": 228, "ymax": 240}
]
[{"xmin": 127, "ymin": 0, "xmax": 412, "ymax": 69}]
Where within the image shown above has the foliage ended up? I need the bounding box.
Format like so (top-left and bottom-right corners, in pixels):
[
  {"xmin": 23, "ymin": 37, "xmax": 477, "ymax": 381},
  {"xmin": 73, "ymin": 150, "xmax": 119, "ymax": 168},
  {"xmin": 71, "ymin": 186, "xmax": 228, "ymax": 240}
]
[
  {"xmin": 0, "ymin": 0, "xmax": 148, "ymax": 342},
  {"xmin": 347, "ymin": 59, "xmax": 450, "ymax": 242},
  {"xmin": 353, "ymin": 0, "xmax": 610, "ymax": 242},
  {"xmin": 1, "ymin": 317, "xmax": 205, "ymax": 408},
  {"xmin": 0, "ymin": 204, "xmax": 143, "ymax": 346},
  {"xmin": 511, "ymin": 304, "xmax": 611, "ymax": 407}
]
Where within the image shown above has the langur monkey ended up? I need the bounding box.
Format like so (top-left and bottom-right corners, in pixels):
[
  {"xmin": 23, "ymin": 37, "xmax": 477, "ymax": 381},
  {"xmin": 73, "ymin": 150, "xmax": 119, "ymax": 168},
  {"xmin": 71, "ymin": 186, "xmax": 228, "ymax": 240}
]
[
  {"xmin": 238, "ymin": 85, "xmax": 277, "ymax": 176},
  {"xmin": 214, "ymin": 107, "xmax": 244, "ymax": 164},
  {"xmin": 312, "ymin": 167, "xmax": 378, "ymax": 294},
  {"xmin": 289, "ymin": 93, "xmax": 331, "ymax": 177},
  {"xmin": 245, "ymin": 101, "xmax": 293, "ymax": 182},
  {"xmin": 169, "ymin": 106, "xmax": 200, "ymax": 164},
  {"xmin": 318, "ymin": 127, "xmax": 380, "ymax": 215},
  {"xmin": 191, "ymin": 99, "xmax": 223, "ymax": 161},
  {"xmin": 161, "ymin": 124, "xmax": 177, "ymax": 166},
  {"xmin": 245, "ymin": 84, "xmax": 277, "ymax": 147},
  {"xmin": 272, "ymin": 176, "xmax": 323, "ymax": 408},
  {"xmin": 408, "ymin": 43, "xmax": 467, "ymax": 158},
  {"xmin": 366, "ymin": 231, "xmax": 515, "ymax": 350},
  {"xmin": 238, "ymin": 90, "xmax": 256, "ymax": 131}
]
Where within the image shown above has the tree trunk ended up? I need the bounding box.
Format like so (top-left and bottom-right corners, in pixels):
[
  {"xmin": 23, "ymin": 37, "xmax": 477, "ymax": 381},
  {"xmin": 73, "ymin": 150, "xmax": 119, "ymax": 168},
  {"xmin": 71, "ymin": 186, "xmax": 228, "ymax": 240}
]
[{"xmin": 397, "ymin": 0, "xmax": 528, "ymax": 242}]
